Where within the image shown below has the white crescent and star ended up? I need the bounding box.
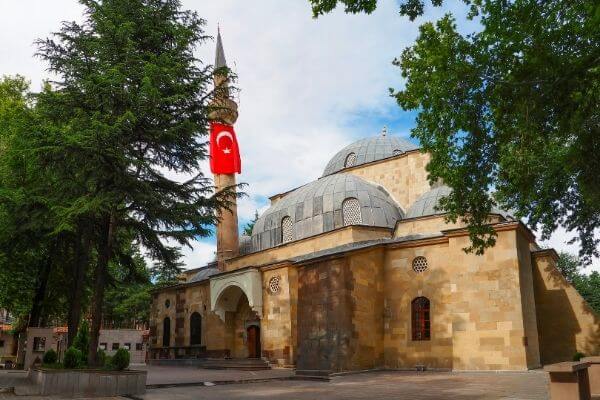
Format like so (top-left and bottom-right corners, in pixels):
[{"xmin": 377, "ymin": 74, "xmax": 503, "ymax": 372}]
[{"xmin": 216, "ymin": 130, "xmax": 234, "ymax": 155}]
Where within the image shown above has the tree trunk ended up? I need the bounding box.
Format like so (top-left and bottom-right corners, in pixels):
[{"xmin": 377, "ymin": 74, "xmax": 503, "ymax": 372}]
[
  {"xmin": 87, "ymin": 214, "xmax": 116, "ymax": 366},
  {"xmin": 67, "ymin": 228, "xmax": 91, "ymax": 347},
  {"xmin": 28, "ymin": 242, "xmax": 55, "ymax": 328}
]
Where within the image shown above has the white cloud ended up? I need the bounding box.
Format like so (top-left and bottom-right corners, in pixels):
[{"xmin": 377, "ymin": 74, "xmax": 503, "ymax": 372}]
[{"xmin": 2, "ymin": 1, "xmax": 597, "ymax": 272}]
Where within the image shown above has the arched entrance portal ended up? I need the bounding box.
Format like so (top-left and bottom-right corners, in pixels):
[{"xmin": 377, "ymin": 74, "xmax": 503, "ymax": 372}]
[
  {"xmin": 214, "ymin": 285, "xmax": 261, "ymax": 359},
  {"xmin": 247, "ymin": 325, "xmax": 260, "ymax": 358}
]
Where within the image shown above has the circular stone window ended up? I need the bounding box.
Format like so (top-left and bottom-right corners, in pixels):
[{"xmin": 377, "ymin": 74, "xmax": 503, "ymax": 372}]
[
  {"xmin": 268, "ymin": 276, "xmax": 281, "ymax": 294},
  {"xmin": 165, "ymin": 299, "xmax": 171, "ymax": 308},
  {"xmin": 412, "ymin": 256, "xmax": 428, "ymax": 273}
]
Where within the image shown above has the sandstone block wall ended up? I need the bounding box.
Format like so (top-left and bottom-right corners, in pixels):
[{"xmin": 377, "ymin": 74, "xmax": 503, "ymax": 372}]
[
  {"xmin": 383, "ymin": 228, "xmax": 538, "ymax": 370},
  {"xmin": 347, "ymin": 151, "xmax": 431, "ymax": 212},
  {"xmin": 261, "ymin": 266, "xmax": 296, "ymax": 366},
  {"xmin": 532, "ymin": 251, "xmax": 600, "ymax": 364}
]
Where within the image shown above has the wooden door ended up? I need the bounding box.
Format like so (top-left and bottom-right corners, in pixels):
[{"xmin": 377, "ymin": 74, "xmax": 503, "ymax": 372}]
[{"xmin": 247, "ymin": 326, "xmax": 260, "ymax": 358}]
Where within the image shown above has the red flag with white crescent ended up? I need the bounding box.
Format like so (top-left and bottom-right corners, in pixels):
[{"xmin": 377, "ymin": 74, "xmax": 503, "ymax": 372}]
[{"xmin": 209, "ymin": 122, "xmax": 241, "ymax": 174}]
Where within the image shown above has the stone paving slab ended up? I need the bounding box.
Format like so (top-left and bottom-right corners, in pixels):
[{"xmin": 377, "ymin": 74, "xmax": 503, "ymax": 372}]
[{"xmin": 140, "ymin": 371, "xmax": 550, "ymax": 400}]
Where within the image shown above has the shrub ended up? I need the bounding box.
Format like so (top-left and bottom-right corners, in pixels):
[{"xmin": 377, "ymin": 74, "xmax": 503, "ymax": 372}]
[
  {"xmin": 63, "ymin": 347, "xmax": 82, "ymax": 369},
  {"xmin": 97, "ymin": 349, "xmax": 107, "ymax": 367},
  {"xmin": 73, "ymin": 320, "xmax": 90, "ymax": 363},
  {"xmin": 111, "ymin": 348, "xmax": 130, "ymax": 371},
  {"xmin": 573, "ymin": 352, "xmax": 586, "ymax": 361},
  {"xmin": 42, "ymin": 349, "xmax": 57, "ymax": 365}
]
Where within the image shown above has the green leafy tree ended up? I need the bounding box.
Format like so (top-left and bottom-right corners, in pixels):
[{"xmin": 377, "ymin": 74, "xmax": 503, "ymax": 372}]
[
  {"xmin": 243, "ymin": 210, "xmax": 259, "ymax": 236},
  {"xmin": 35, "ymin": 0, "xmax": 232, "ymax": 365},
  {"xmin": 556, "ymin": 252, "xmax": 600, "ymax": 315},
  {"xmin": 309, "ymin": 0, "xmax": 600, "ymax": 264},
  {"xmin": 73, "ymin": 319, "xmax": 90, "ymax": 363}
]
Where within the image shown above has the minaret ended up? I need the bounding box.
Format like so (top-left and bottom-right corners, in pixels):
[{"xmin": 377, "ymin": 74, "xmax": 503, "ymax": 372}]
[{"xmin": 210, "ymin": 29, "xmax": 240, "ymax": 269}]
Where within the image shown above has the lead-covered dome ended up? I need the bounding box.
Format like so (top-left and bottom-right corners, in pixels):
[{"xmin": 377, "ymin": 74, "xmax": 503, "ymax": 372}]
[
  {"xmin": 251, "ymin": 173, "xmax": 402, "ymax": 252},
  {"xmin": 406, "ymin": 184, "xmax": 514, "ymax": 219},
  {"xmin": 322, "ymin": 135, "xmax": 418, "ymax": 176}
]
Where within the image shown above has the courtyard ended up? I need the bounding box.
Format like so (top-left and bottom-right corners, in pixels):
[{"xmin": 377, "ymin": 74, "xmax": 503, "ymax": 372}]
[{"xmin": 1, "ymin": 367, "xmax": 551, "ymax": 400}]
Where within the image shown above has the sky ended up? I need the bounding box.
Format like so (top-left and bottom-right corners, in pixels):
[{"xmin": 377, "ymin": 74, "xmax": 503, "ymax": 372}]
[{"xmin": 1, "ymin": 0, "xmax": 597, "ymax": 273}]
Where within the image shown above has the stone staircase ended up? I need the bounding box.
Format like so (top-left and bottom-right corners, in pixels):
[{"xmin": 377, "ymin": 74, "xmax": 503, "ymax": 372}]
[{"xmin": 197, "ymin": 358, "xmax": 271, "ymax": 370}]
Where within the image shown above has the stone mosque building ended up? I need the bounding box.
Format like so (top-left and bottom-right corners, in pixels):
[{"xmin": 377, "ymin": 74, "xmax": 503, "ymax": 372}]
[{"xmin": 148, "ymin": 32, "xmax": 600, "ymax": 375}]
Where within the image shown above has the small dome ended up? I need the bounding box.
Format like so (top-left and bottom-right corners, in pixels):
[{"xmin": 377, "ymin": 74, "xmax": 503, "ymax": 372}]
[
  {"xmin": 189, "ymin": 266, "xmax": 219, "ymax": 283},
  {"xmin": 251, "ymin": 173, "xmax": 402, "ymax": 252},
  {"xmin": 322, "ymin": 135, "xmax": 418, "ymax": 176},
  {"xmin": 406, "ymin": 185, "xmax": 452, "ymax": 219},
  {"xmin": 406, "ymin": 185, "xmax": 514, "ymax": 219}
]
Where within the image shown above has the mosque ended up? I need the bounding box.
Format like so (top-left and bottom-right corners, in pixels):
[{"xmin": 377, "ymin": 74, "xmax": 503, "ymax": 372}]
[{"xmin": 148, "ymin": 32, "xmax": 599, "ymax": 375}]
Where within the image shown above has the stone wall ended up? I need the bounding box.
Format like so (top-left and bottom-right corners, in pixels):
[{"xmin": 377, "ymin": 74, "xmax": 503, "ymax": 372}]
[
  {"xmin": 150, "ymin": 282, "xmax": 228, "ymax": 358},
  {"xmin": 225, "ymin": 225, "xmax": 391, "ymax": 271},
  {"xmin": 261, "ymin": 266, "xmax": 296, "ymax": 366},
  {"xmin": 385, "ymin": 225, "xmax": 538, "ymax": 370},
  {"xmin": 346, "ymin": 151, "xmax": 431, "ymax": 212},
  {"xmin": 532, "ymin": 251, "xmax": 600, "ymax": 364}
]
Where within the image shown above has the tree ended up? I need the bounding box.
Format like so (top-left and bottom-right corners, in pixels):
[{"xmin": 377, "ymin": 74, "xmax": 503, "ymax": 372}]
[
  {"xmin": 243, "ymin": 210, "xmax": 259, "ymax": 236},
  {"xmin": 556, "ymin": 252, "xmax": 600, "ymax": 315},
  {"xmin": 309, "ymin": 0, "xmax": 600, "ymax": 264},
  {"xmin": 35, "ymin": 0, "xmax": 230, "ymax": 365},
  {"xmin": 556, "ymin": 251, "xmax": 581, "ymax": 284}
]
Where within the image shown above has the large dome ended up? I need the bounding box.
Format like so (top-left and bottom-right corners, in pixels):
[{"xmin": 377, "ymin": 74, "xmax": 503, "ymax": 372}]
[
  {"xmin": 251, "ymin": 173, "xmax": 402, "ymax": 252},
  {"xmin": 322, "ymin": 135, "xmax": 418, "ymax": 176}
]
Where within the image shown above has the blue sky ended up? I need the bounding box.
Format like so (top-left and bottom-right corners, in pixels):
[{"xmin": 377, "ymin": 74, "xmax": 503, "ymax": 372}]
[{"xmin": 1, "ymin": 0, "xmax": 597, "ymax": 272}]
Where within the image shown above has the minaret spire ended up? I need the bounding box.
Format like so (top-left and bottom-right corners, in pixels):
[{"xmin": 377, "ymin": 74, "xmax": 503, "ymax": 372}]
[{"xmin": 215, "ymin": 27, "xmax": 227, "ymax": 69}]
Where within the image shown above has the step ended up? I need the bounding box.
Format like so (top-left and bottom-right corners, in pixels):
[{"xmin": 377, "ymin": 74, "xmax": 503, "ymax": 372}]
[{"xmin": 197, "ymin": 358, "xmax": 271, "ymax": 370}]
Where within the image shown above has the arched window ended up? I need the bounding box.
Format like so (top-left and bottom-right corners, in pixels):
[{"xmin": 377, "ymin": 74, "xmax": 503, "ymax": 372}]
[
  {"xmin": 162, "ymin": 317, "xmax": 171, "ymax": 347},
  {"xmin": 344, "ymin": 152, "xmax": 356, "ymax": 167},
  {"xmin": 190, "ymin": 312, "xmax": 202, "ymax": 346},
  {"xmin": 411, "ymin": 297, "xmax": 430, "ymax": 341},
  {"xmin": 281, "ymin": 216, "xmax": 293, "ymax": 243},
  {"xmin": 342, "ymin": 198, "xmax": 362, "ymax": 225},
  {"xmin": 392, "ymin": 149, "xmax": 402, "ymax": 156}
]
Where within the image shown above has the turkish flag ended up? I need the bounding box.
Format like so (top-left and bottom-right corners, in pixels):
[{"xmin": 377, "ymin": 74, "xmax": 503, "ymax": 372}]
[{"xmin": 209, "ymin": 122, "xmax": 241, "ymax": 174}]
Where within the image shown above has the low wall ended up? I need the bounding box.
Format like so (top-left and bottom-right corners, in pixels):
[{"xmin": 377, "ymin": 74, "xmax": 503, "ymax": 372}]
[{"xmin": 19, "ymin": 368, "xmax": 146, "ymax": 397}]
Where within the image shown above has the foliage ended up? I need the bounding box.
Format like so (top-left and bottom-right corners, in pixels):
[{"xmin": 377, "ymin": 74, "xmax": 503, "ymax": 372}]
[
  {"xmin": 111, "ymin": 348, "xmax": 130, "ymax": 371},
  {"xmin": 73, "ymin": 320, "xmax": 90, "ymax": 363},
  {"xmin": 557, "ymin": 252, "xmax": 600, "ymax": 315},
  {"xmin": 309, "ymin": 0, "xmax": 600, "ymax": 264},
  {"xmin": 63, "ymin": 347, "xmax": 82, "ymax": 369},
  {"xmin": 97, "ymin": 349, "xmax": 107, "ymax": 367},
  {"xmin": 573, "ymin": 351, "xmax": 586, "ymax": 361},
  {"xmin": 42, "ymin": 349, "xmax": 58, "ymax": 365},
  {"xmin": 243, "ymin": 210, "xmax": 260, "ymax": 236},
  {"xmin": 309, "ymin": 0, "xmax": 443, "ymax": 20},
  {"xmin": 29, "ymin": 0, "xmax": 235, "ymax": 364},
  {"xmin": 557, "ymin": 252, "xmax": 581, "ymax": 283}
]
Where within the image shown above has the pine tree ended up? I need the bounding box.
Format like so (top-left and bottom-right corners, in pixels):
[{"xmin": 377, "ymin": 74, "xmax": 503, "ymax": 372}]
[{"xmin": 35, "ymin": 0, "xmax": 229, "ymax": 365}]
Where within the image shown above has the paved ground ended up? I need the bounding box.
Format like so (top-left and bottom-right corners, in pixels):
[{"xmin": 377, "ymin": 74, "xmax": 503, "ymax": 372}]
[
  {"xmin": 140, "ymin": 370, "xmax": 550, "ymax": 400},
  {"xmin": 0, "ymin": 367, "xmax": 551, "ymax": 399},
  {"xmin": 139, "ymin": 364, "xmax": 294, "ymax": 386}
]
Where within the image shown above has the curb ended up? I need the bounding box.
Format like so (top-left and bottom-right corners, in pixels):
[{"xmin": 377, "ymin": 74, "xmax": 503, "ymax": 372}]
[{"xmin": 145, "ymin": 374, "xmax": 329, "ymax": 389}]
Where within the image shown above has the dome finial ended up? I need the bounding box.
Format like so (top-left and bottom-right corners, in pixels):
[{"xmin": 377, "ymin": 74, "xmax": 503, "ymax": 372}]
[{"xmin": 381, "ymin": 125, "xmax": 387, "ymax": 137}]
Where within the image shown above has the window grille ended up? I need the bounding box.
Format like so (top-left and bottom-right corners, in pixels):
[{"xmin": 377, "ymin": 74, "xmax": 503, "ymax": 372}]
[
  {"xmin": 344, "ymin": 152, "xmax": 357, "ymax": 167},
  {"xmin": 412, "ymin": 256, "xmax": 428, "ymax": 273},
  {"xmin": 342, "ymin": 198, "xmax": 362, "ymax": 225},
  {"xmin": 269, "ymin": 276, "xmax": 281, "ymax": 294},
  {"xmin": 411, "ymin": 297, "xmax": 431, "ymax": 341},
  {"xmin": 281, "ymin": 216, "xmax": 293, "ymax": 243}
]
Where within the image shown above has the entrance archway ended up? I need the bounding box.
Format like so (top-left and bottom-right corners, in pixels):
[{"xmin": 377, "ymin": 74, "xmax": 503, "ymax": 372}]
[
  {"xmin": 214, "ymin": 285, "xmax": 261, "ymax": 358},
  {"xmin": 247, "ymin": 325, "xmax": 261, "ymax": 358}
]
